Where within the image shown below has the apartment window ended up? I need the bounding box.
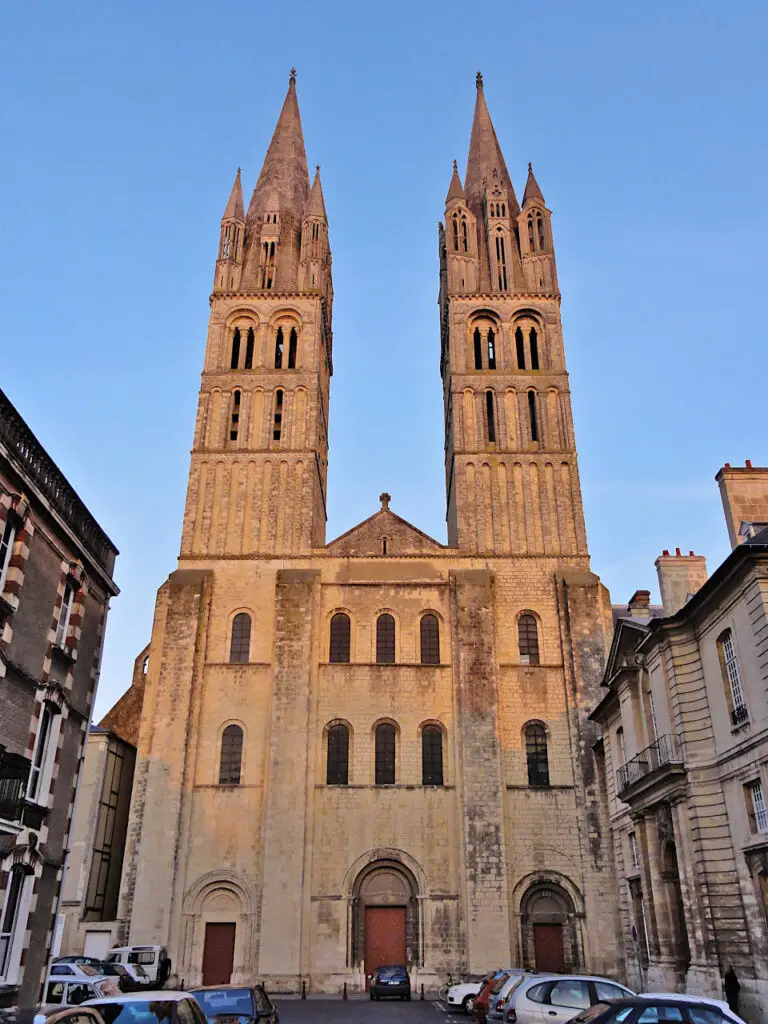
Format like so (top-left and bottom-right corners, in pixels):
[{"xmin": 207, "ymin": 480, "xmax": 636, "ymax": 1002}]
[
  {"xmin": 629, "ymin": 831, "xmax": 639, "ymax": 870},
  {"xmin": 422, "ymin": 726, "xmax": 444, "ymax": 786},
  {"xmin": 0, "ymin": 518, "xmax": 16, "ymax": 593},
  {"xmin": 55, "ymin": 580, "xmax": 75, "ymax": 648},
  {"xmin": 326, "ymin": 723, "xmax": 349, "ymax": 785},
  {"xmin": 218, "ymin": 725, "xmax": 243, "ymax": 785},
  {"xmin": 229, "ymin": 612, "xmax": 251, "ymax": 664},
  {"xmin": 718, "ymin": 628, "xmax": 748, "ymax": 723},
  {"xmin": 525, "ymin": 723, "xmax": 550, "ymax": 787},
  {"xmin": 0, "ymin": 866, "xmax": 28, "ymax": 981},
  {"xmin": 419, "ymin": 614, "xmax": 440, "ymax": 665},
  {"xmin": 375, "ymin": 724, "xmax": 396, "ymax": 785},
  {"xmin": 518, "ymin": 613, "xmax": 540, "ymax": 666},
  {"xmin": 616, "ymin": 726, "xmax": 626, "ymax": 765},
  {"xmin": 329, "ymin": 612, "xmax": 351, "ymax": 663},
  {"xmin": 27, "ymin": 704, "xmax": 55, "ymax": 803},
  {"xmin": 746, "ymin": 779, "xmax": 768, "ymax": 834},
  {"xmin": 376, "ymin": 613, "xmax": 395, "ymax": 664}
]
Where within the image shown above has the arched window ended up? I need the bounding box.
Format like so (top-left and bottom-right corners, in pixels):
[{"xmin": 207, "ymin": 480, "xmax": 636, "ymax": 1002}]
[
  {"xmin": 229, "ymin": 612, "xmax": 251, "ymax": 663},
  {"xmin": 274, "ymin": 327, "xmax": 284, "ymax": 369},
  {"xmin": 452, "ymin": 214, "xmax": 459, "ymax": 251},
  {"xmin": 272, "ymin": 389, "xmax": 283, "ymax": 441},
  {"xmin": 486, "ymin": 390, "xmax": 496, "ymax": 444},
  {"xmin": 537, "ymin": 215, "xmax": 546, "ymax": 250},
  {"xmin": 230, "ymin": 328, "xmax": 240, "ymax": 370},
  {"xmin": 288, "ymin": 328, "xmax": 298, "ymax": 369},
  {"xmin": 375, "ymin": 723, "xmax": 396, "ymax": 785},
  {"xmin": 219, "ymin": 724, "xmax": 243, "ymax": 785},
  {"xmin": 495, "ymin": 231, "xmax": 508, "ymax": 290},
  {"xmin": 422, "ymin": 725, "xmax": 444, "ymax": 786},
  {"xmin": 525, "ymin": 723, "xmax": 549, "ymax": 787},
  {"xmin": 530, "ymin": 328, "xmax": 539, "ymax": 370},
  {"xmin": 461, "ymin": 217, "xmax": 468, "ymax": 252},
  {"xmin": 376, "ymin": 613, "xmax": 395, "ymax": 664},
  {"xmin": 528, "ymin": 390, "xmax": 539, "ymax": 442},
  {"xmin": 717, "ymin": 628, "xmax": 747, "ymax": 723},
  {"xmin": 142, "ymin": 655, "xmax": 149, "ymax": 674},
  {"xmin": 326, "ymin": 723, "xmax": 349, "ymax": 785},
  {"xmin": 244, "ymin": 327, "xmax": 254, "ymax": 369},
  {"xmin": 329, "ymin": 612, "xmax": 351, "ymax": 663},
  {"xmin": 420, "ymin": 614, "xmax": 440, "ymax": 665},
  {"xmin": 487, "ymin": 328, "xmax": 496, "ymax": 369},
  {"xmin": 474, "ymin": 328, "xmax": 483, "ymax": 370},
  {"xmin": 515, "ymin": 326, "xmax": 526, "ymax": 369},
  {"xmin": 528, "ymin": 216, "xmax": 536, "ymax": 251},
  {"xmin": 518, "ymin": 612, "xmax": 540, "ymax": 665},
  {"xmin": 229, "ymin": 390, "xmax": 241, "ymax": 442}
]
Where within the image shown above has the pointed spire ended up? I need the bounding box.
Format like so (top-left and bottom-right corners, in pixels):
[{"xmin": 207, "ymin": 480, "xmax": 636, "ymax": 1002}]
[
  {"xmin": 464, "ymin": 73, "xmax": 519, "ymax": 214},
  {"xmin": 247, "ymin": 69, "xmax": 310, "ymax": 222},
  {"xmin": 445, "ymin": 159, "xmax": 466, "ymax": 206},
  {"xmin": 306, "ymin": 165, "xmax": 327, "ymax": 219},
  {"xmin": 522, "ymin": 161, "xmax": 545, "ymax": 207},
  {"xmin": 222, "ymin": 168, "xmax": 244, "ymax": 222}
]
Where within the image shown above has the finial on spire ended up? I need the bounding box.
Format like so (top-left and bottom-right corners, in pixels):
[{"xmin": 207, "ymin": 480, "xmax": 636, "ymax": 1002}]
[
  {"xmin": 289, "ymin": 67, "xmax": 297, "ymax": 82},
  {"xmin": 379, "ymin": 492, "xmax": 391, "ymax": 510},
  {"xmin": 453, "ymin": 159, "xmax": 458, "ymax": 171},
  {"xmin": 476, "ymin": 71, "xmax": 483, "ymax": 88},
  {"xmin": 316, "ymin": 163, "xmax": 320, "ymax": 172},
  {"xmin": 528, "ymin": 161, "xmax": 532, "ymax": 172}
]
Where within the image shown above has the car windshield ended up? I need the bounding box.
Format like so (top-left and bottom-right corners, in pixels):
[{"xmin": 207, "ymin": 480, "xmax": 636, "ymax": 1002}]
[
  {"xmin": 193, "ymin": 990, "xmax": 255, "ymax": 1018},
  {"xmin": 571, "ymin": 1004, "xmax": 614, "ymax": 1023},
  {"xmin": 491, "ymin": 974, "xmax": 510, "ymax": 994},
  {"xmin": 377, "ymin": 967, "xmax": 407, "ymax": 979},
  {"xmin": 93, "ymin": 1001, "xmax": 178, "ymax": 1024}
]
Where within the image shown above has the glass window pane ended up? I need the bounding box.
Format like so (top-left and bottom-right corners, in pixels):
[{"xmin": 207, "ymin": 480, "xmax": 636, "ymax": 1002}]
[
  {"xmin": 330, "ymin": 613, "xmax": 351, "ymax": 663},
  {"xmin": 549, "ymin": 981, "xmax": 590, "ymax": 1009},
  {"xmin": 376, "ymin": 614, "xmax": 395, "ymax": 664},
  {"xmin": 375, "ymin": 724, "xmax": 396, "ymax": 785},
  {"xmin": 219, "ymin": 725, "xmax": 243, "ymax": 785}
]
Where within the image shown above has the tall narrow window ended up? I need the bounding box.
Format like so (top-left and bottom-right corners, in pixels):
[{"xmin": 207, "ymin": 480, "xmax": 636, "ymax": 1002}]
[
  {"xmin": 525, "ymin": 723, "xmax": 550, "ymax": 787},
  {"xmin": 229, "ymin": 612, "xmax": 251, "ymax": 663},
  {"xmin": 495, "ymin": 231, "xmax": 508, "ymax": 290},
  {"xmin": 274, "ymin": 327, "xmax": 284, "ymax": 369},
  {"xmin": 0, "ymin": 866, "xmax": 26, "ymax": 979},
  {"xmin": 461, "ymin": 217, "xmax": 468, "ymax": 252},
  {"xmin": 265, "ymin": 241, "xmax": 276, "ymax": 289},
  {"xmin": 326, "ymin": 724, "xmax": 350, "ymax": 785},
  {"xmin": 528, "ymin": 216, "xmax": 536, "ymax": 251},
  {"xmin": 537, "ymin": 215, "xmax": 546, "ymax": 250},
  {"xmin": 452, "ymin": 214, "xmax": 459, "ymax": 251},
  {"xmin": 219, "ymin": 725, "xmax": 243, "ymax": 785},
  {"xmin": 376, "ymin": 613, "xmax": 395, "ymax": 664},
  {"xmin": 329, "ymin": 612, "xmax": 351, "ymax": 663},
  {"xmin": 718, "ymin": 628, "xmax": 747, "ymax": 723},
  {"xmin": 629, "ymin": 831, "xmax": 640, "ymax": 870},
  {"xmin": 487, "ymin": 328, "xmax": 496, "ymax": 369},
  {"xmin": 244, "ymin": 328, "xmax": 254, "ymax": 369},
  {"xmin": 375, "ymin": 723, "xmax": 396, "ymax": 785},
  {"xmin": 55, "ymin": 580, "xmax": 75, "ymax": 647},
  {"xmin": 747, "ymin": 779, "xmax": 768, "ymax": 834},
  {"xmin": 0, "ymin": 518, "xmax": 16, "ymax": 593},
  {"xmin": 485, "ymin": 391, "xmax": 496, "ymax": 443},
  {"xmin": 518, "ymin": 613, "xmax": 540, "ymax": 665},
  {"xmin": 420, "ymin": 614, "xmax": 440, "ymax": 665},
  {"xmin": 528, "ymin": 390, "xmax": 539, "ymax": 442},
  {"xmin": 515, "ymin": 327, "xmax": 526, "ymax": 369},
  {"xmin": 530, "ymin": 328, "xmax": 540, "ymax": 370},
  {"xmin": 27, "ymin": 704, "xmax": 54, "ymax": 802},
  {"xmin": 229, "ymin": 390, "xmax": 241, "ymax": 442},
  {"xmin": 272, "ymin": 389, "xmax": 283, "ymax": 441},
  {"xmin": 616, "ymin": 726, "xmax": 626, "ymax": 765},
  {"xmin": 288, "ymin": 328, "xmax": 298, "ymax": 369},
  {"xmin": 230, "ymin": 328, "xmax": 241, "ymax": 370},
  {"xmin": 474, "ymin": 328, "xmax": 483, "ymax": 369},
  {"xmin": 422, "ymin": 726, "xmax": 444, "ymax": 786}
]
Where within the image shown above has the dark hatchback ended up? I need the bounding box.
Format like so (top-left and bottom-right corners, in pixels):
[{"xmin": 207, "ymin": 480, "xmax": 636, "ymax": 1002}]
[
  {"xmin": 191, "ymin": 986, "xmax": 278, "ymax": 1024},
  {"xmin": 369, "ymin": 966, "xmax": 411, "ymax": 1001}
]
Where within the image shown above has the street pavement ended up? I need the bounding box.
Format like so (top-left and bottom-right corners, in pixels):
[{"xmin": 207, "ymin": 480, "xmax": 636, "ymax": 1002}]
[{"xmin": 275, "ymin": 998, "xmax": 463, "ymax": 1024}]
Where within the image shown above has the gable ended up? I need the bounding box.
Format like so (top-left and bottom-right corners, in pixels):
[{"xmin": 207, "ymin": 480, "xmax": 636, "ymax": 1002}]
[{"xmin": 326, "ymin": 508, "xmax": 445, "ymax": 557}]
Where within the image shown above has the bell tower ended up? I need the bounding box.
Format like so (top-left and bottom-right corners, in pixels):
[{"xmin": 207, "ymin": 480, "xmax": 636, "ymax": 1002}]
[
  {"xmin": 440, "ymin": 74, "xmax": 588, "ymax": 557},
  {"xmin": 180, "ymin": 70, "xmax": 333, "ymax": 557}
]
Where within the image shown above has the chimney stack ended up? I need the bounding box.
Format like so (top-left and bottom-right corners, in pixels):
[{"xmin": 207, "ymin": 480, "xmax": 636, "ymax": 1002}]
[
  {"xmin": 655, "ymin": 550, "xmax": 708, "ymax": 616},
  {"xmin": 715, "ymin": 462, "xmax": 768, "ymax": 550},
  {"xmin": 627, "ymin": 590, "xmax": 651, "ymax": 619}
]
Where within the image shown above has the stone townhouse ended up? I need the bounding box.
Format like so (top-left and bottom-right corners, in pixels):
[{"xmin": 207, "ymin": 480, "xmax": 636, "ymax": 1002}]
[
  {"xmin": 0, "ymin": 388, "xmax": 118, "ymax": 1008},
  {"xmin": 591, "ymin": 462, "xmax": 768, "ymax": 1022},
  {"xmin": 106, "ymin": 70, "xmax": 623, "ymax": 992}
]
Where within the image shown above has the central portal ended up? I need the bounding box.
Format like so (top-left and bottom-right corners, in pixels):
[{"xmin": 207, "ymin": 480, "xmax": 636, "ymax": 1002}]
[
  {"xmin": 352, "ymin": 859, "xmax": 419, "ymax": 984},
  {"xmin": 364, "ymin": 906, "xmax": 407, "ymax": 982}
]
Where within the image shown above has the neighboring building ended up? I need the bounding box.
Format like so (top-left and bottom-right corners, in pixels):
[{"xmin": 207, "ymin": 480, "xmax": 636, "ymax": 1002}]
[
  {"xmin": 592, "ymin": 462, "xmax": 768, "ymax": 1021},
  {"xmin": 58, "ymin": 646, "xmax": 147, "ymax": 960},
  {"xmin": 111, "ymin": 70, "xmax": 622, "ymax": 993},
  {"xmin": 0, "ymin": 388, "xmax": 118, "ymax": 1008}
]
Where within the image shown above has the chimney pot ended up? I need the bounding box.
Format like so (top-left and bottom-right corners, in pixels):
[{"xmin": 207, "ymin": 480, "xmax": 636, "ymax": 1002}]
[
  {"xmin": 675, "ymin": 547, "xmax": 682, "ymax": 556},
  {"xmin": 663, "ymin": 549, "xmax": 670, "ymax": 557},
  {"xmin": 746, "ymin": 459, "xmax": 753, "ymax": 469},
  {"xmin": 689, "ymin": 550, "xmax": 695, "ymax": 556},
  {"xmin": 725, "ymin": 463, "xmax": 731, "ymax": 469}
]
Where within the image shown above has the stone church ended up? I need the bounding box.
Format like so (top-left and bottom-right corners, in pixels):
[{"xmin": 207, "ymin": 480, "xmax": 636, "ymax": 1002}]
[{"xmin": 114, "ymin": 71, "xmax": 622, "ymax": 992}]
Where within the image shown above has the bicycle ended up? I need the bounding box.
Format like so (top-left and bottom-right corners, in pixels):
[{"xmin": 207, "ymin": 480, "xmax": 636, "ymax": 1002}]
[{"xmin": 438, "ymin": 974, "xmax": 458, "ymax": 1002}]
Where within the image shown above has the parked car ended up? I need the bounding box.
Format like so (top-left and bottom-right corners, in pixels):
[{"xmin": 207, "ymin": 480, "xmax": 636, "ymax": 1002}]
[
  {"xmin": 41, "ymin": 977, "xmax": 120, "ymax": 1010},
  {"xmin": 369, "ymin": 965, "xmax": 411, "ymax": 1000},
  {"xmin": 639, "ymin": 995, "xmax": 747, "ymax": 1024},
  {"xmin": 97, "ymin": 963, "xmax": 152, "ymax": 989},
  {"xmin": 83, "ymin": 992, "xmax": 207, "ymax": 1024},
  {"xmin": 487, "ymin": 971, "xmax": 535, "ymax": 1022},
  {"xmin": 475, "ymin": 971, "xmax": 516, "ymax": 1024},
  {"xmin": 190, "ymin": 985, "xmax": 278, "ymax": 1024},
  {"xmin": 52, "ymin": 958, "xmax": 106, "ymax": 970},
  {"xmin": 503, "ymin": 975, "xmax": 634, "ymax": 1024},
  {"xmin": 34, "ymin": 1006, "xmax": 107, "ymax": 1024},
  {"xmin": 48, "ymin": 965, "xmax": 106, "ymax": 982},
  {"xmin": 566, "ymin": 998, "xmax": 741, "ymax": 1024},
  {"xmin": 447, "ymin": 975, "xmax": 494, "ymax": 1014},
  {"xmin": 105, "ymin": 947, "xmax": 170, "ymax": 986}
]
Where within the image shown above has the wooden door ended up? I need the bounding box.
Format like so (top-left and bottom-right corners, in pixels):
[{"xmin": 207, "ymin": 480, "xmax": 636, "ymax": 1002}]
[
  {"xmin": 202, "ymin": 922, "xmax": 236, "ymax": 985},
  {"xmin": 533, "ymin": 923, "xmax": 565, "ymax": 972},
  {"xmin": 364, "ymin": 907, "xmax": 406, "ymax": 986}
]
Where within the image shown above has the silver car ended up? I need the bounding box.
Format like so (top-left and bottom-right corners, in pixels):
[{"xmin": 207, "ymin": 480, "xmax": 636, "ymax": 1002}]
[{"xmin": 504, "ymin": 975, "xmax": 634, "ymax": 1024}]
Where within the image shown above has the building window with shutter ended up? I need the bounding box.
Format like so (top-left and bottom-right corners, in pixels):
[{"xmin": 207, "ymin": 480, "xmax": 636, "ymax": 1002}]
[
  {"xmin": 518, "ymin": 612, "xmax": 540, "ymax": 666},
  {"xmin": 717, "ymin": 628, "xmax": 748, "ymax": 725},
  {"xmin": 0, "ymin": 517, "xmax": 16, "ymax": 594},
  {"xmin": 326, "ymin": 723, "xmax": 350, "ymax": 785},
  {"xmin": 422, "ymin": 725, "xmax": 443, "ymax": 786},
  {"xmin": 746, "ymin": 779, "xmax": 768, "ymax": 834},
  {"xmin": 525, "ymin": 723, "xmax": 550, "ymax": 787},
  {"xmin": 219, "ymin": 725, "xmax": 243, "ymax": 785},
  {"xmin": 329, "ymin": 612, "xmax": 351, "ymax": 663},
  {"xmin": 27, "ymin": 703, "xmax": 60, "ymax": 804},
  {"xmin": 375, "ymin": 723, "xmax": 396, "ymax": 785}
]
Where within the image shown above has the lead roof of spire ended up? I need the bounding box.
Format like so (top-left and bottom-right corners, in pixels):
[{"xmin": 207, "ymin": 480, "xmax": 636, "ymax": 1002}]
[
  {"xmin": 522, "ymin": 161, "xmax": 545, "ymax": 207},
  {"xmin": 445, "ymin": 159, "xmax": 466, "ymax": 205},
  {"xmin": 222, "ymin": 167, "xmax": 244, "ymax": 222},
  {"xmin": 464, "ymin": 72, "xmax": 519, "ymax": 214},
  {"xmin": 246, "ymin": 69, "xmax": 310, "ymax": 223},
  {"xmin": 306, "ymin": 165, "xmax": 327, "ymax": 219}
]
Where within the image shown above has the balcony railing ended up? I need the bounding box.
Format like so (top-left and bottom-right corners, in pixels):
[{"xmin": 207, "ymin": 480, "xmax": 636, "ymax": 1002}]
[
  {"xmin": 617, "ymin": 734, "xmax": 683, "ymax": 795},
  {"xmin": 731, "ymin": 703, "xmax": 750, "ymax": 726},
  {"xmin": 0, "ymin": 749, "xmax": 31, "ymax": 823}
]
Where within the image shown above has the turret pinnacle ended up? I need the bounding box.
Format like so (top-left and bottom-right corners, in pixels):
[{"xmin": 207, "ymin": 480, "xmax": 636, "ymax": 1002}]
[
  {"xmin": 522, "ymin": 162, "xmax": 545, "ymax": 207},
  {"xmin": 222, "ymin": 167, "xmax": 244, "ymax": 222},
  {"xmin": 306, "ymin": 165, "xmax": 327, "ymax": 219},
  {"xmin": 464, "ymin": 73, "xmax": 519, "ymax": 214},
  {"xmin": 445, "ymin": 160, "xmax": 466, "ymax": 206}
]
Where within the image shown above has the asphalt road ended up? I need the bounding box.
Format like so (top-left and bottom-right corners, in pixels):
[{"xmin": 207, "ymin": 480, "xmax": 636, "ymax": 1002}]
[{"xmin": 275, "ymin": 998, "xmax": 463, "ymax": 1024}]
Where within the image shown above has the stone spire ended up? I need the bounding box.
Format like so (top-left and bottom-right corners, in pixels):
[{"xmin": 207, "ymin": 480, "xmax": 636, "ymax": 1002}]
[
  {"xmin": 522, "ymin": 162, "xmax": 545, "ymax": 207},
  {"xmin": 306, "ymin": 165, "xmax": 327, "ymax": 219},
  {"xmin": 445, "ymin": 160, "xmax": 466, "ymax": 206},
  {"xmin": 464, "ymin": 73, "xmax": 519, "ymax": 215},
  {"xmin": 222, "ymin": 167, "xmax": 245, "ymax": 222}
]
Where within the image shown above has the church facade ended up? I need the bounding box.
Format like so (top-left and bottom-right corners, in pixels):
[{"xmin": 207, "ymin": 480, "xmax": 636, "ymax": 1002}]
[{"xmin": 115, "ymin": 72, "xmax": 621, "ymax": 992}]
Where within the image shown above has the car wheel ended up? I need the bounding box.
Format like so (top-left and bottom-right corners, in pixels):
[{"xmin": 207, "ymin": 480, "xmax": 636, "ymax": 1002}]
[{"xmin": 463, "ymin": 996, "xmax": 475, "ymax": 1015}]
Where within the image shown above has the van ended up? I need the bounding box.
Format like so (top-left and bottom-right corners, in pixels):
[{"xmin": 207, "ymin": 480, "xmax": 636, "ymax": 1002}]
[{"xmin": 105, "ymin": 946, "xmax": 169, "ymax": 985}]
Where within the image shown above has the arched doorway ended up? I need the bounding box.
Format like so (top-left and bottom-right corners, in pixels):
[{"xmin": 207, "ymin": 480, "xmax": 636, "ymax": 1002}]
[
  {"xmin": 519, "ymin": 880, "xmax": 581, "ymax": 973},
  {"xmin": 351, "ymin": 860, "xmax": 419, "ymax": 986}
]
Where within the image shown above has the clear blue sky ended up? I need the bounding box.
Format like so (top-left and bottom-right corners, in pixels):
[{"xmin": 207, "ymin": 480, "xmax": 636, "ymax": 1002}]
[{"xmin": 2, "ymin": 1, "xmax": 766, "ymax": 718}]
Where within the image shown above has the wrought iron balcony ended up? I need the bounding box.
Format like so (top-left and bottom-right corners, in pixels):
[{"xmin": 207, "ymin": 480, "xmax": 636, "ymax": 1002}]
[
  {"xmin": 616, "ymin": 734, "xmax": 684, "ymax": 795},
  {"xmin": 731, "ymin": 703, "xmax": 750, "ymax": 726},
  {"xmin": 0, "ymin": 748, "xmax": 31, "ymax": 823}
]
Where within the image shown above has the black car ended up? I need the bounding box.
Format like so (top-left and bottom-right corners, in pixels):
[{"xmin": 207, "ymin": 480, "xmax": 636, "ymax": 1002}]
[
  {"xmin": 568, "ymin": 998, "xmax": 736, "ymax": 1024},
  {"xmin": 369, "ymin": 965, "xmax": 411, "ymax": 1001},
  {"xmin": 191, "ymin": 985, "xmax": 279, "ymax": 1024}
]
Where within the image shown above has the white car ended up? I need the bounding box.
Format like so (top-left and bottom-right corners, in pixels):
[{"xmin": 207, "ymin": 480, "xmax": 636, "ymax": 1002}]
[
  {"xmin": 504, "ymin": 974, "xmax": 635, "ymax": 1024},
  {"xmin": 41, "ymin": 975, "xmax": 120, "ymax": 1009},
  {"xmin": 84, "ymin": 991, "xmax": 208, "ymax": 1024},
  {"xmin": 447, "ymin": 980, "xmax": 486, "ymax": 1014},
  {"xmin": 640, "ymin": 994, "xmax": 747, "ymax": 1024}
]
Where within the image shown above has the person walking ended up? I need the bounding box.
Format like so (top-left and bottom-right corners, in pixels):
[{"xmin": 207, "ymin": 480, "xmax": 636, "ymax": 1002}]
[{"xmin": 724, "ymin": 966, "xmax": 740, "ymax": 1015}]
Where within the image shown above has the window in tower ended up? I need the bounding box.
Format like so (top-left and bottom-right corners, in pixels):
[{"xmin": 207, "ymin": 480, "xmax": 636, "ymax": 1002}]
[
  {"xmin": 420, "ymin": 614, "xmax": 440, "ymax": 665},
  {"xmin": 537, "ymin": 215, "xmax": 546, "ymax": 250},
  {"xmin": 501, "ymin": 203, "xmax": 506, "ymax": 217},
  {"xmin": 422, "ymin": 725, "xmax": 444, "ymax": 786},
  {"xmin": 272, "ymin": 389, "xmax": 283, "ymax": 441},
  {"xmin": 243, "ymin": 328, "xmax": 254, "ymax": 369},
  {"xmin": 229, "ymin": 612, "xmax": 251, "ymax": 663},
  {"xmin": 487, "ymin": 328, "xmax": 496, "ymax": 370},
  {"xmin": 461, "ymin": 217, "xmax": 468, "ymax": 252},
  {"xmin": 230, "ymin": 328, "xmax": 240, "ymax": 370},
  {"xmin": 219, "ymin": 725, "xmax": 243, "ymax": 785},
  {"xmin": 486, "ymin": 391, "xmax": 496, "ymax": 444},
  {"xmin": 376, "ymin": 613, "xmax": 396, "ymax": 664},
  {"xmin": 288, "ymin": 328, "xmax": 298, "ymax": 369},
  {"xmin": 495, "ymin": 230, "xmax": 508, "ymax": 290},
  {"xmin": 518, "ymin": 613, "xmax": 540, "ymax": 665},
  {"xmin": 229, "ymin": 390, "xmax": 241, "ymax": 442},
  {"xmin": 528, "ymin": 216, "xmax": 536, "ymax": 251},
  {"xmin": 266, "ymin": 241, "xmax": 276, "ymax": 289},
  {"xmin": 516, "ymin": 327, "xmax": 526, "ymax": 370},
  {"xmin": 530, "ymin": 327, "xmax": 540, "ymax": 370},
  {"xmin": 452, "ymin": 214, "xmax": 459, "ymax": 251},
  {"xmin": 274, "ymin": 327, "xmax": 284, "ymax": 369},
  {"xmin": 525, "ymin": 723, "xmax": 549, "ymax": 787},
  {"xmin": 528, "ymin": 390, "xmax": 539, "ymax": 442},
  {"xmin": 326, "ymin": 723, "xmax": 349, "ymax": 785},
  {"xmin": 375, "ymin": 723, "xmax": 396, "ymax": 785},
  {"xmin": 329, "ymin": 612, "xmax": 351, "ymax": 663},
  {"xmin": 474, "ymin": 328, "xmax": 483, "ymax": 370}
]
